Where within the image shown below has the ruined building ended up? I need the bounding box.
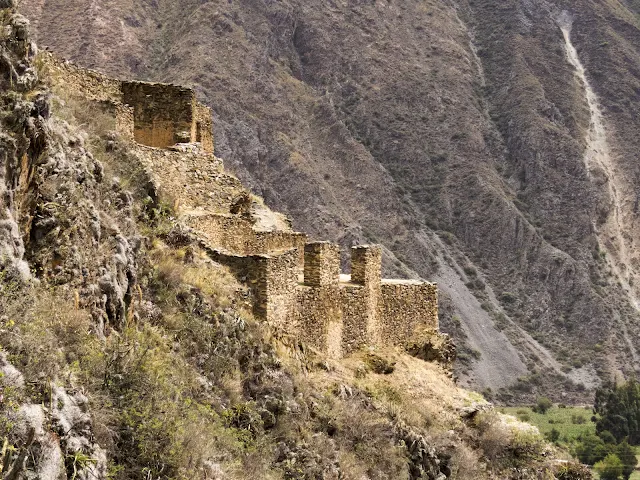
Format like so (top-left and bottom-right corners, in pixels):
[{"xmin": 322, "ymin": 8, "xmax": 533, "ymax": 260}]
[
  {"xmin": 43, "ymin": 56, "xmax": 439, "ymax": 359},
  {"xmin": 45, "ymin": 55, "xmax": 213, "ymax": 152}
]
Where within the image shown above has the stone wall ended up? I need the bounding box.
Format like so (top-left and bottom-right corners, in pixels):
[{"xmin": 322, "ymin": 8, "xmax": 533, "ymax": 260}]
[
  {"xmin": 114, "ymin": 103, "xmax": 135, "ymax": 141},
  {"xmin": 349, "ymin": 245, "xmax": 382, "ymax": 346},
  {"xmin": 380, "ymin": 281, "xmax": 438, "ymax": 345},
  {"xmin": 122, "ymin": 82, "xmax": 194, "ymax": 149},
  {"xmin": 254, "ymin": 231, "xmax": 307, "ymax": 262},
  {"xmin": 48, "ymin": 55, "xmax": 440, "ymax": 361},
  {"xmin": 351, "ymin": 245, "xmax": 381, "ymax": 286},
  {"xmin": 186, "ymin": 213, "xmax": 306, "ymax": 261},
  {"xmin": 187, "ymin": 213, "xmax": 254, "ymax": 252},
  {"xmin": 295, "ymin": 287, "xmax": 343, "ymax": 357},
  {"xmin": 43, "ymin": 54, "xmax": 214, "ymax": 152},
  {"xmin": 304, "ymin": 242, "xmax": 340, "ymax": 287},
  {"xmin": 42, "ymin": 54, "xmax": 122, "ymax": 103},
  {"xmin": 252, "ymin": 249, "xmax": 299, "ymax": 330},
  {"xmin": 251, "ymin": 243, "xmax": 439, "ymax": 359},
  {"xmin": 193, "ymin": 103, "xmax": 214, "ymax": 153},
  {"xmin": 340, "ymin": 285, "xmax": 373, "ymax": 354}
]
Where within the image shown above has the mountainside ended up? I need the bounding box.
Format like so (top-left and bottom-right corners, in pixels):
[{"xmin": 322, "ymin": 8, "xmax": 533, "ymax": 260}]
[
  {"xmin": 0, "ymin": 5, "xmax": 594, "ymax": 478},
  {"xmin": 20, "ymin": 0, "xmax": 640, "ymax": 399}
]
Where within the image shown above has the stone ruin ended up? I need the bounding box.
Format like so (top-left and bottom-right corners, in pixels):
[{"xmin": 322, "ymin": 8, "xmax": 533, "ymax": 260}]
[
  {"xmin": 43, "ymin": 55, "xmax": 440, "ymax": 359},
  {"xmin": 43, "ymin": 54, "xmax": 214, "ymax": 152},
  {"xmin": 121, "ymin": 82, "xmax": 214, "ymax": 152},
  {"xmin": 250, "ymin": 242, "xmax": 438, "ymax": 358}
]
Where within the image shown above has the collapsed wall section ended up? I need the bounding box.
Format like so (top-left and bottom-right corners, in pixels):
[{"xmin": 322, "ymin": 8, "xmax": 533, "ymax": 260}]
[
  {"xmin": 193, "ymin": 103, "xmax": 214, "ymax": 153},
  {"xmin": 114, "ymin": 104, "xmax": 135, "ymax": 141},
  {"xmin": 42, "ymin": 54, "xmax": 214, "ymax": 152},
  {"xmin": 92, "ymin": 101, "xmax": 134, "ymax": 141},
  {"xmin": 42, "ymin": 54, "xmax": 122, "ymax": 103},
  {"xmin": 45, "ymin": 56, "xmax": 441, "ymax": 359},
  {"xmin": 186, "ymin": 213, "xmax": 306, "ymax": 260}
]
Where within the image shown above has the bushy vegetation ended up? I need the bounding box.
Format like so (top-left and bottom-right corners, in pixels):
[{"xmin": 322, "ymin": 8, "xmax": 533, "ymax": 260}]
[
  {"xmin": 501, "ymin": 405, "xmax": 596, "ymax": 446},
  {"xmin": 505, "ymin": 381, "xmax": 640, "ymax": 479},
  {"xmin": 533, "ymin": 396, "xmax": 553, "ymax": 414},
  {"xmin": 0, "ymin": 35, "xmax": 584, "ymax": 478},
  {"xmin": 594, "ymin": 453, "xmax": 625, "ymax": 480},
  {"xmin": 570, "ymin": 379, "xmax": 640, "ymax": 479},
  {"xmin": 474, "ymin": 411, "xmax": 550, "ymax": 470},
  {"xmin": 594, "ymin": 380, "xmax": 640, "ymax": 444},
  {"xmin": 0, "ymin": 243, "xmax": 422, "ymax": 479}
]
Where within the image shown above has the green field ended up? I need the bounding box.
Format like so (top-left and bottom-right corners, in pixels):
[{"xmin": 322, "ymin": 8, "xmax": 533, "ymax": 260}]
[
  {"xmin": 499, "ymin": 406, "xmax": 596, "ymax": 445},
  {"xmin": 501, "ymin": 406, "xmax": 640, "ymax": 478}
]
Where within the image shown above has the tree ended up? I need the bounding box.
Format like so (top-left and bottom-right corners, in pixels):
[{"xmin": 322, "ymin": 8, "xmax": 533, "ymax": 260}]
[
  {"xmin": 574, "ymin": 433, "xmax": 612, "ymax": 465},
  {"xmin": 615, "ymin": 440, "xmax": 637, "ymax": 480},
  {"xmin": 600, "ymin": 431, "xmax": 618, "ymax": 445},
  {"xmin": 545, "ymin": 428, "xmax": 560, "ymax": 443},
  {"xmin": 534, "ymin": 396, "xmax": 553, "ymax": 414},
  {"xmin": 595, "ymin": 379, "xmax": 640, "ymax": 444},
  {"xmin": 594, "ymin": 454, "xmax": 624, "ymax": 480}
]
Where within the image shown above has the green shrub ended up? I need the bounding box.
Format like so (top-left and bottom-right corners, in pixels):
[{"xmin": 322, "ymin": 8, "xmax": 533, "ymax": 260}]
[
  {"xmin": 594, "ymin": 453, "xmax": 623, "ymax": 480},
  {"xmin": 574, "ymin": 433, "xmax": 612, "ymax": 465},
  {"xmin": 554, "ymin": 462, "xmax": 595, "ymax": 479},
  {"xmin": 509, "ymin": 429, "xmax": 546, "ymax": 459},
  {"xmin": 532, "ymin": 397, "xmax": 553, "ymax": 414},
  {"xmin": 499, "ymin": 292, "xmax": 517, "ymax": 304},
  {"xmin": 615, "ymin": 440, "xmax": 636, "ymax": 480},
  {"xmin": 571, "ymin": 414, "xmax": 586, "ymax": 425},
  {"xmin": 545, "ymin": 428, "xmax": 560, "ymax": 443},
  {"xmin": 364, "ymin": 353, "xmax": 396, "ymax": 375},
  {"xmin": 463, "ymin": 266, "xmax": 477, "ymax": 278}
]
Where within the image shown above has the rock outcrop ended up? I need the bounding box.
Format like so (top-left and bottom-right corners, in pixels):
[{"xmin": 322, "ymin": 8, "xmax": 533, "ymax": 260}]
[{"xmin": 0, "ymin": 10, "xmax": 39, "ymax": 281}]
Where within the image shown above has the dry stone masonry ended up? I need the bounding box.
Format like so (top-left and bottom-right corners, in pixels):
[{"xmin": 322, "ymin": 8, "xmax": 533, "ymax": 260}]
[
  {"xmin": 43, "ymin": 55, "xmax": 214, "ymax": 152},
  {"xmin": 46, "ymin": 55, "xmax": 440, "ymax": 359}
]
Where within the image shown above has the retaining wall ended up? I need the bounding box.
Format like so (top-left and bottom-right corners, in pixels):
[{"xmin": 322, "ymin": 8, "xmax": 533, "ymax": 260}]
[{"xmin": 187, "ymin": 213, "xmax": 306, "ymax": 261}]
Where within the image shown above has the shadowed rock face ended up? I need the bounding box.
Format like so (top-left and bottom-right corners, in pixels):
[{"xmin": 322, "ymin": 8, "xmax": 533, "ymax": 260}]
[{"xmin": 19, "ymin": 0, "xmax": 640, "ymax": 399}]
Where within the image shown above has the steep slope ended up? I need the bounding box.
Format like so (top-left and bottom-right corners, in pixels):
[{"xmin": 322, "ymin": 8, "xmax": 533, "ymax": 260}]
[
  {"xmin": 0, "ymin": 8, "xmax": 591, "ymax": 479},
  {"xmin": 19, "ymin": 0, "xmax": 640, "ymax": 398},
  {"xmin": 457, "ymin": 0, "xmax": 640, "ymax": 392}
]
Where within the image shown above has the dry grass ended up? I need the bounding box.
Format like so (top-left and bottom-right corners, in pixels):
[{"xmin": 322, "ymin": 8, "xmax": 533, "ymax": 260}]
[
  {"xmin": 50, "ymin": 89, "xmax": 116, "ymax": 139},
  {"xmin": 0, "ymin": 280, "xmax": 275, "ymax": 479},
  {"xmin": 0, "ymin": 270, "xmax": 562, "ymax": 479},
  {"xmin": 475, "ymin": 411, "xmax": 515, "ymax": 461},
  {"xmin": 0, "ymin": 288, "xmax": 97, "ymax": 398},
  {"xmin": 149, "ymin": 242, "xmax": 245, "ymax": 312},
  {"xmin": 474, "ymin": 411, "xmax": 548, "ymax": 469}
]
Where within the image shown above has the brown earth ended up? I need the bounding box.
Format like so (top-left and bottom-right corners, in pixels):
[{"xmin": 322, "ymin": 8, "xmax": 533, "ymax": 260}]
[{"xmin": 20, "ymin": 0, "xmax": 640, "ymax": 402}]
